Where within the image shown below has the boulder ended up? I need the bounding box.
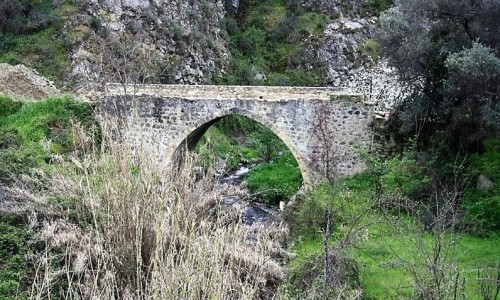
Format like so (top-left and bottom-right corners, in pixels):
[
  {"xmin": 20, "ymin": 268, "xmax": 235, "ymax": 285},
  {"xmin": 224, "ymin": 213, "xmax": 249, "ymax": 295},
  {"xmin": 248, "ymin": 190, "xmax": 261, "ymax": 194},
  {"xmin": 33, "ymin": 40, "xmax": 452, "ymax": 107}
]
[{"xmin": 477, "ymin": 174, "xmax": 495, "ymax": 190}]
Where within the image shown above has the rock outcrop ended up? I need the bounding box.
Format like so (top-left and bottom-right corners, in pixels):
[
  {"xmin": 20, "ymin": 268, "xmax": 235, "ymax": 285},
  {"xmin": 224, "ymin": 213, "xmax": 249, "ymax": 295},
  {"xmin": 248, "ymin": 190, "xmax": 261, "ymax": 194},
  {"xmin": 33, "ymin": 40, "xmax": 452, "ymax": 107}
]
[
  {"xmin": 317, "ymin": 14, "xmax": 405, "ymax": 110},
  {"xmin": 319, "ymin": 16, "xmax": 378, "ymax": 87},
  {"xmin": 65, "ymin": 0, "xmax": 230, "ymax": 89}
]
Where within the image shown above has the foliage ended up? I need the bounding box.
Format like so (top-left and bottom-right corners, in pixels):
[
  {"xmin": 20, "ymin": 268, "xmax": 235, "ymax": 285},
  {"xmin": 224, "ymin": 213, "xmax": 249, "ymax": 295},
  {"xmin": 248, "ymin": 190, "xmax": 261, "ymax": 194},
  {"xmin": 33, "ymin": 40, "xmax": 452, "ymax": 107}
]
[
  {"xmin": 462, "ymin": 139, "xmax": 500, "ymax": 233},
  {"xmin": 359, "ymin": 38, "xmax": 380, "ymax": 61},
  {"xmin": 98, "ymin": 34, "xmax": 177, "ymax": 85},
  {"xmin": 0, "ymin": 0, "xmax": 73, "ymax": 85},
  {"xmin": 0, "ymin": 0, "xmax": 57, "ymax": 35},
  {"xmin": 246, "ymin": 151, "xmax": 302, "ymax": 204},
  {"xmin": 286, "ymin": 170, "xmax": 500, "ymax": 299},
  {"xmin": 339, "ymin": 0, "xmax": 394, "ymax": 16},
  {"xmin": 0, "ymin": 96, "xmax": 23, "ymax": 118},
  {"xmin": 196, "ymin": 114, "xmax": 303, "ymax": 204},
  {"xmin": 0, "ymin": 215, "xmax": 31, "ymax": 300},
  {"xmin": 196, "ymin": 115, "xmax": 293, "ymax": 169},
  {"xmin": 0, "ymin": 97, "xmax": 93, "ymax": 150},
  {"xmin": 0, "ymin": 96, "xmax": 95, "ymax": 184},
  {"xmin": 282, "ymin": 175, "xmax": 374, "ymax": 298},
  {"xmin": 288, "ymin": 175, "xmax": 373, "ymax": 238},
  {"xmin": 367, "ymin": 0, "xmax": 393, "ymax": 13},
  {"xmin": 215, "ymin": 0, "xmax": 327, "ymax": 86},
  {"xmin": 379, "ymin": 151, "xmax": 428, "ymax": 199},
  {"xmin": 377, "ymin": 0, "xmax": 500, "ymax": 152},
  {"xmin": 195, "ymin": 126, "xmax": 243, "ymax": 169},
  {"xmin": 285, "ymin": 249, "xmax": 361, "ymax": 299},
  {"xmin": 353, "ymin": 221, "xmax": 500, "ymax": 299}
]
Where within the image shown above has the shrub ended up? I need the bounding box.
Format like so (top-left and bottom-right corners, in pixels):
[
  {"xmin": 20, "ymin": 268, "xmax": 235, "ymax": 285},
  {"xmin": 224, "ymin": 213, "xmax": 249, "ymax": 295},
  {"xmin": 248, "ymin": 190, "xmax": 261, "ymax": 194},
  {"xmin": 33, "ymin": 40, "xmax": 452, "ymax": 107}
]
[
  {"xmin": 288, "ymin": 175, "xmax": 373, "ymax": 238},
  {"xmin": 0, "ymin": 216, "xmax": 30, "ymax": 300},
  {"xmin": 0, "ymin": 0, "xmax": 70, "ymax": 85},
  {"xmin": 0, "ymin": 96, "xmax": 23, "ymax": 118},
  {"xmin": 286, "ymin": 250, "xmax": 361, "ymax": 299},
  {"xmin": 0, "ymin": 96, "xmax": 96, "ymax": 183},
  {"xmin": 246, "ymin": 151, "xmax": 302, "ymax": 204},
  {"xmin": 215, "ymin": 1, "xmax": 327, "ymax": 86},
  {"xmin": 462, "ymin": 139, "xmax": 500, "ymax": 233}
]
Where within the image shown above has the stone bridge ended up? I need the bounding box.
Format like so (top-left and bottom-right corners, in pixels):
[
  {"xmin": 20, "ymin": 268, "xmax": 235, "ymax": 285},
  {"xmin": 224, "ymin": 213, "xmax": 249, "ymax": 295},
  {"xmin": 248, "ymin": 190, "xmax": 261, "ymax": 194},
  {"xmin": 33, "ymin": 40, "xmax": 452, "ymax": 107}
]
[{"xmin": 93, "ymin": 84, "xmax": 376, "ymax": 185}]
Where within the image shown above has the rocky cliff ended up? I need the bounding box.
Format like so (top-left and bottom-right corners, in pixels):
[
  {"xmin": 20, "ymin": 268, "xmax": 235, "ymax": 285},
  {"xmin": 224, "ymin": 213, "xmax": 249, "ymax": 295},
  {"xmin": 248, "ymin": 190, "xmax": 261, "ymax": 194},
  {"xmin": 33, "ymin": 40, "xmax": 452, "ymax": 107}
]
[{"xmin": 66, "ymin": 0, "xmax": 230, "ymax": 89}]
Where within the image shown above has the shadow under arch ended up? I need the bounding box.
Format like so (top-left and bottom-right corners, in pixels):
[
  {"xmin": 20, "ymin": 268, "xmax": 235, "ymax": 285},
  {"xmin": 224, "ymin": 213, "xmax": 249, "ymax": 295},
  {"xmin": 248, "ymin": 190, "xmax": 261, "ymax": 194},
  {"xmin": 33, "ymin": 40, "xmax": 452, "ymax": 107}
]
[{"xmin": 167, "ymin": 108, "xmax": 312, "ymax": 186}]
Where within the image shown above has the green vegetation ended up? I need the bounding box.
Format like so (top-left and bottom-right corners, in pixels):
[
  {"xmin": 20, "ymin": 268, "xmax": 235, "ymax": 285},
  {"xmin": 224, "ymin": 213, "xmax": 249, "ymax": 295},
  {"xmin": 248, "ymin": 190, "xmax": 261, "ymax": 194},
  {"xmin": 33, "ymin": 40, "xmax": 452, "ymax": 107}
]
[
  {"xmin": 246, "ymin": 152, "xmax": 302, "ymax": 204},
  {"xmin": 462, "ymin": 139, "xmax": 500, "ymax": 233},
  {"xmin": 354, "ymin": 227, "xmax": 500, "ymax": 299},
  {"xmin": 0, "ymin": 96, "xmax": 94, "ymax": 184},
  {"xmin": 0, "ymin": 96, "xmax": 95, "ymax": 299},
  {"xmin": 196, "ymin": 115, "xmax": 303, "ymax": 203},
  {"xmin": 0, "ymin": 215, "xmax": 31, "ymax": 300},
  {"xmin": 378, "ymin": 0, "xmax": 500, "ymax": 153},
  {"xmin": 285, "ymin": 164, "xmax": 500, "ymax": 298},
  {"xmin": 196, "ymin": 115, "xmax": 287, "ymax": 167},
  {"xmin": 215, "ymin": 0, "xmax": 328, "ymax": 86},
  {"xmin": 0, "ymin": 0, "xmax": 75, "ymax": 85}
]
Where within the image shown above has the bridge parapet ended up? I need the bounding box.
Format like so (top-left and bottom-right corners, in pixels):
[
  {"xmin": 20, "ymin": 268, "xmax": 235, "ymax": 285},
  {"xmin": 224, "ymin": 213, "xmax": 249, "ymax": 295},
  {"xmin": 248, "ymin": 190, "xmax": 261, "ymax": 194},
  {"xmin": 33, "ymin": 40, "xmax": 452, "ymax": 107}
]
[{"xmin": 101, "ymin": 83, "xmax": 365, "ymax": 102}]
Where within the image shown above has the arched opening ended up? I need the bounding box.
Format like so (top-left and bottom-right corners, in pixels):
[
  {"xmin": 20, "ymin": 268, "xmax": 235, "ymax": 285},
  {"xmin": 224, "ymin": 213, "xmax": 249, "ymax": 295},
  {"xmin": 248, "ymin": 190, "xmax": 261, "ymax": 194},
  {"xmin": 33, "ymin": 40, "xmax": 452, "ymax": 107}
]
[{"xmin": 171, "ymin": 113, "xmax": 307, "ymax": 208}]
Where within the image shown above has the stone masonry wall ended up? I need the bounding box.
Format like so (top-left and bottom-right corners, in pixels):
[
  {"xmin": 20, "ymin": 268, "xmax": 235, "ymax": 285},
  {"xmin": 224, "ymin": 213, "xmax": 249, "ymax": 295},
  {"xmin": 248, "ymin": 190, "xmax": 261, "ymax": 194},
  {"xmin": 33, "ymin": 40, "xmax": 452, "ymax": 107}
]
[{"xmin": 96, "ymin": 84, "xmax": 375, "ymax": 185}]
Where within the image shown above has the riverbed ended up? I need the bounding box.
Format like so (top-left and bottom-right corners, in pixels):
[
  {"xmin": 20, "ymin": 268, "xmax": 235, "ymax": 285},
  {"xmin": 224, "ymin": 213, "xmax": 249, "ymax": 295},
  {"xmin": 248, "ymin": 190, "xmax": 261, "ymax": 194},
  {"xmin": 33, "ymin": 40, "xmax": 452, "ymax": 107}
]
[{"xmin": 218, "ymin": 164, "xmax": 281, "ymax": 225}]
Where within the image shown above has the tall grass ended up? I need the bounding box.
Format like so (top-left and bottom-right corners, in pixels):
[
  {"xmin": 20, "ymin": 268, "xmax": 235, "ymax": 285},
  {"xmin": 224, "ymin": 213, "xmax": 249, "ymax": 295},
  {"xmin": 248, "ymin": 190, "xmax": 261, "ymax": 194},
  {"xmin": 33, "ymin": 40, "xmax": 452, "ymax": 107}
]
[{"xmin": 30, "ymin": 115, "xmax": 288, "ymax": 299}]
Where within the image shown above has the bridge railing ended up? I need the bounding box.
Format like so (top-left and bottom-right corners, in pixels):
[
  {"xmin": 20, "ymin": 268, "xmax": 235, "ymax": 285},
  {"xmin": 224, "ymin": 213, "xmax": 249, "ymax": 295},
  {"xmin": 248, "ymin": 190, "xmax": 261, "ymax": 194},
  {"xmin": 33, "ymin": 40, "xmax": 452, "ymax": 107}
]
[
  {"xmin": 103, "ymin": 83, "xmax": 356, "ymax": 100},
  {"xmin": 80, "ymin": 83, "xmax": 369, "ymax": 103}
]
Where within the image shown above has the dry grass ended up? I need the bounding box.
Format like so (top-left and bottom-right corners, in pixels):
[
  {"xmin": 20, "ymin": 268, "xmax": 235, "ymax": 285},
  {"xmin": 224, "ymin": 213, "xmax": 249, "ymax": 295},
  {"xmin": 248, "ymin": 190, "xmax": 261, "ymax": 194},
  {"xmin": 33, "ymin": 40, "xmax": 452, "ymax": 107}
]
[{"xmin": 29, "ymin": 116, "xmax": 288, "ymax": 299}]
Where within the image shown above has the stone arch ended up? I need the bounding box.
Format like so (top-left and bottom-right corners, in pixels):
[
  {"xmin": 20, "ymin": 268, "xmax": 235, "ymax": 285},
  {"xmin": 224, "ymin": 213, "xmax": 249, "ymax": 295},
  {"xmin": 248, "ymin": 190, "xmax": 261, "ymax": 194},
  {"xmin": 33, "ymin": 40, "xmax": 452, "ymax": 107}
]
[{"xmin": 166, "ymin": 108, "xmax": 313, "ymax": 186}]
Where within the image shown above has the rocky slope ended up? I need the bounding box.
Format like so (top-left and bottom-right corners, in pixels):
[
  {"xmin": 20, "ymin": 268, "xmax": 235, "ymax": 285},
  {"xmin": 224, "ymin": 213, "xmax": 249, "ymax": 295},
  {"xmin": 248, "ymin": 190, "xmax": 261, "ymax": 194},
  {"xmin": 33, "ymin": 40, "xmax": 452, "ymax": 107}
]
[
  {"xmin": 65, "ymin": 0, "xmax": 230, "ymax": 89},
  {"xmin": 316, "ymin": 11, "xmax": 403, "ymax": 110},
  {"xmin": 0, "ymin": 63, "xmax": 60, "ymax": 100}
]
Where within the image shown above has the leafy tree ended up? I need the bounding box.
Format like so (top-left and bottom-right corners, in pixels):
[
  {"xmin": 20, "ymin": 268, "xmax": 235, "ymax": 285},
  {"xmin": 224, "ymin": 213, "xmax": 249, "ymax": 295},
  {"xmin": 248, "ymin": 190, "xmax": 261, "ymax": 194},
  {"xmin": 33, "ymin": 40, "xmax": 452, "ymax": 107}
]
[
  {"xmin": 0, "ymin": 0, "xmax": 57, "ymax": 35},
  {"xmin": 378, "ymin": 0, "xmax": 500, "ymax": 152}
]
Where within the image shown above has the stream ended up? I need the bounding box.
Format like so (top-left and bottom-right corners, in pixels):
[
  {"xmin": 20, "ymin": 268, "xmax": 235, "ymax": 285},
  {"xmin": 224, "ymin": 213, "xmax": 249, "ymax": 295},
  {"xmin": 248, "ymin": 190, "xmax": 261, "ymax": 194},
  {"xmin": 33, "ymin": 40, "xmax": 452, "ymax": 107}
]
[{"xmin": 218, "ymin": 164, "xmax": 281, "ymax": 225}]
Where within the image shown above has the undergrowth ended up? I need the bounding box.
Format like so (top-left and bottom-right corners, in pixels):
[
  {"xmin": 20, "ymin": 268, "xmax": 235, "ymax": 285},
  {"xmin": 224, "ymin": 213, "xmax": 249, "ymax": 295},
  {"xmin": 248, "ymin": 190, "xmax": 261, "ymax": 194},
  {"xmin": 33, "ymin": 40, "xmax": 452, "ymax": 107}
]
[
  {"xmin": 0, "ymin": 96, "xmax": 95, "ymax": 299},
  {"xmin": 196, "ymin": 115, "xmax": 303, "ymax": 203},
  {"xmin": 0, "ymin": 0, "xmax": 76, "ymax": 85},
  {"xmin": 0, "ymin": 96, "xmax": 94, "ymax": 184},
  {"xmin": 284, "ymin": 147, "xmax": 500, "ymax": 299},
  {"xmin": 29, "ymin": 114, "xmax": 289, "ymax": 299},
  {"xmin": 216, "ymin": 0, "xmax": 328, "ymax": 86}
]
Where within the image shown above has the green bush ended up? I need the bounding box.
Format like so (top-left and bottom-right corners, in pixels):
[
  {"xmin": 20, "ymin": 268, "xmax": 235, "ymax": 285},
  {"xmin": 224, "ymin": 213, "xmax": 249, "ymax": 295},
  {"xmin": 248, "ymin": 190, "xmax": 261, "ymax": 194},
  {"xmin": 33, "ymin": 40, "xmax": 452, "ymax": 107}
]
[
  {"xmin": 0, "ymin": 1, "xmax": 72, "ymax": 85},
  {"xmin": 246, "ymin": 151, "xmax": 302, "ymax": 204},
  {"xmin": 0, "ymin": 96, "xmax": 22, "ymax": 118},
  {"xmin": 289, "ymin": 184, "xmax": 336, "ymax": 236},
  {"xmin": 286, "ymin": 250, "xmax": 361, "ymax": 299},
  {"xmin": 196, "ymin": 115, "xmax": 292, "ymax": 169},
  {"xmin": 0, "ymin": 96, "xmax": 95, "ymax": 183},
  {"xmin": 462, "ymin": 139, "xmax": 500, "ymax": 233},
  {"xmin": 380, "ymin": 153, "xmax": 428, "ymax": 198},
  {"xmin": 0, "ymin": 216, "xmax": 30, "ymax": 300},
  {"xmin": 366, "ymin": 0, "xmax": 393, "ymax": 14},
  {"xmin": 288, "ymin": 174, "xmax": 373, "ymax": 238},
  {"xmin": 216, "ymin": 0, "xmax": 327, "ymax": 86},
  {"xmin": 0, "ymin": 147, "xmax": 43, "ymax": 184}
]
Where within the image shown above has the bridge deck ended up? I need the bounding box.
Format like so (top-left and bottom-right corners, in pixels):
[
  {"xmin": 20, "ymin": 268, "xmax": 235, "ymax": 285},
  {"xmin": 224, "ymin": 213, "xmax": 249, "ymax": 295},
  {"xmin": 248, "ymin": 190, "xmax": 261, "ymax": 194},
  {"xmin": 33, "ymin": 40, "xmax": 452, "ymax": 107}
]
[{"xmin": 96, "ymin": 83, "xmax": 363, "ymax": 101}]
